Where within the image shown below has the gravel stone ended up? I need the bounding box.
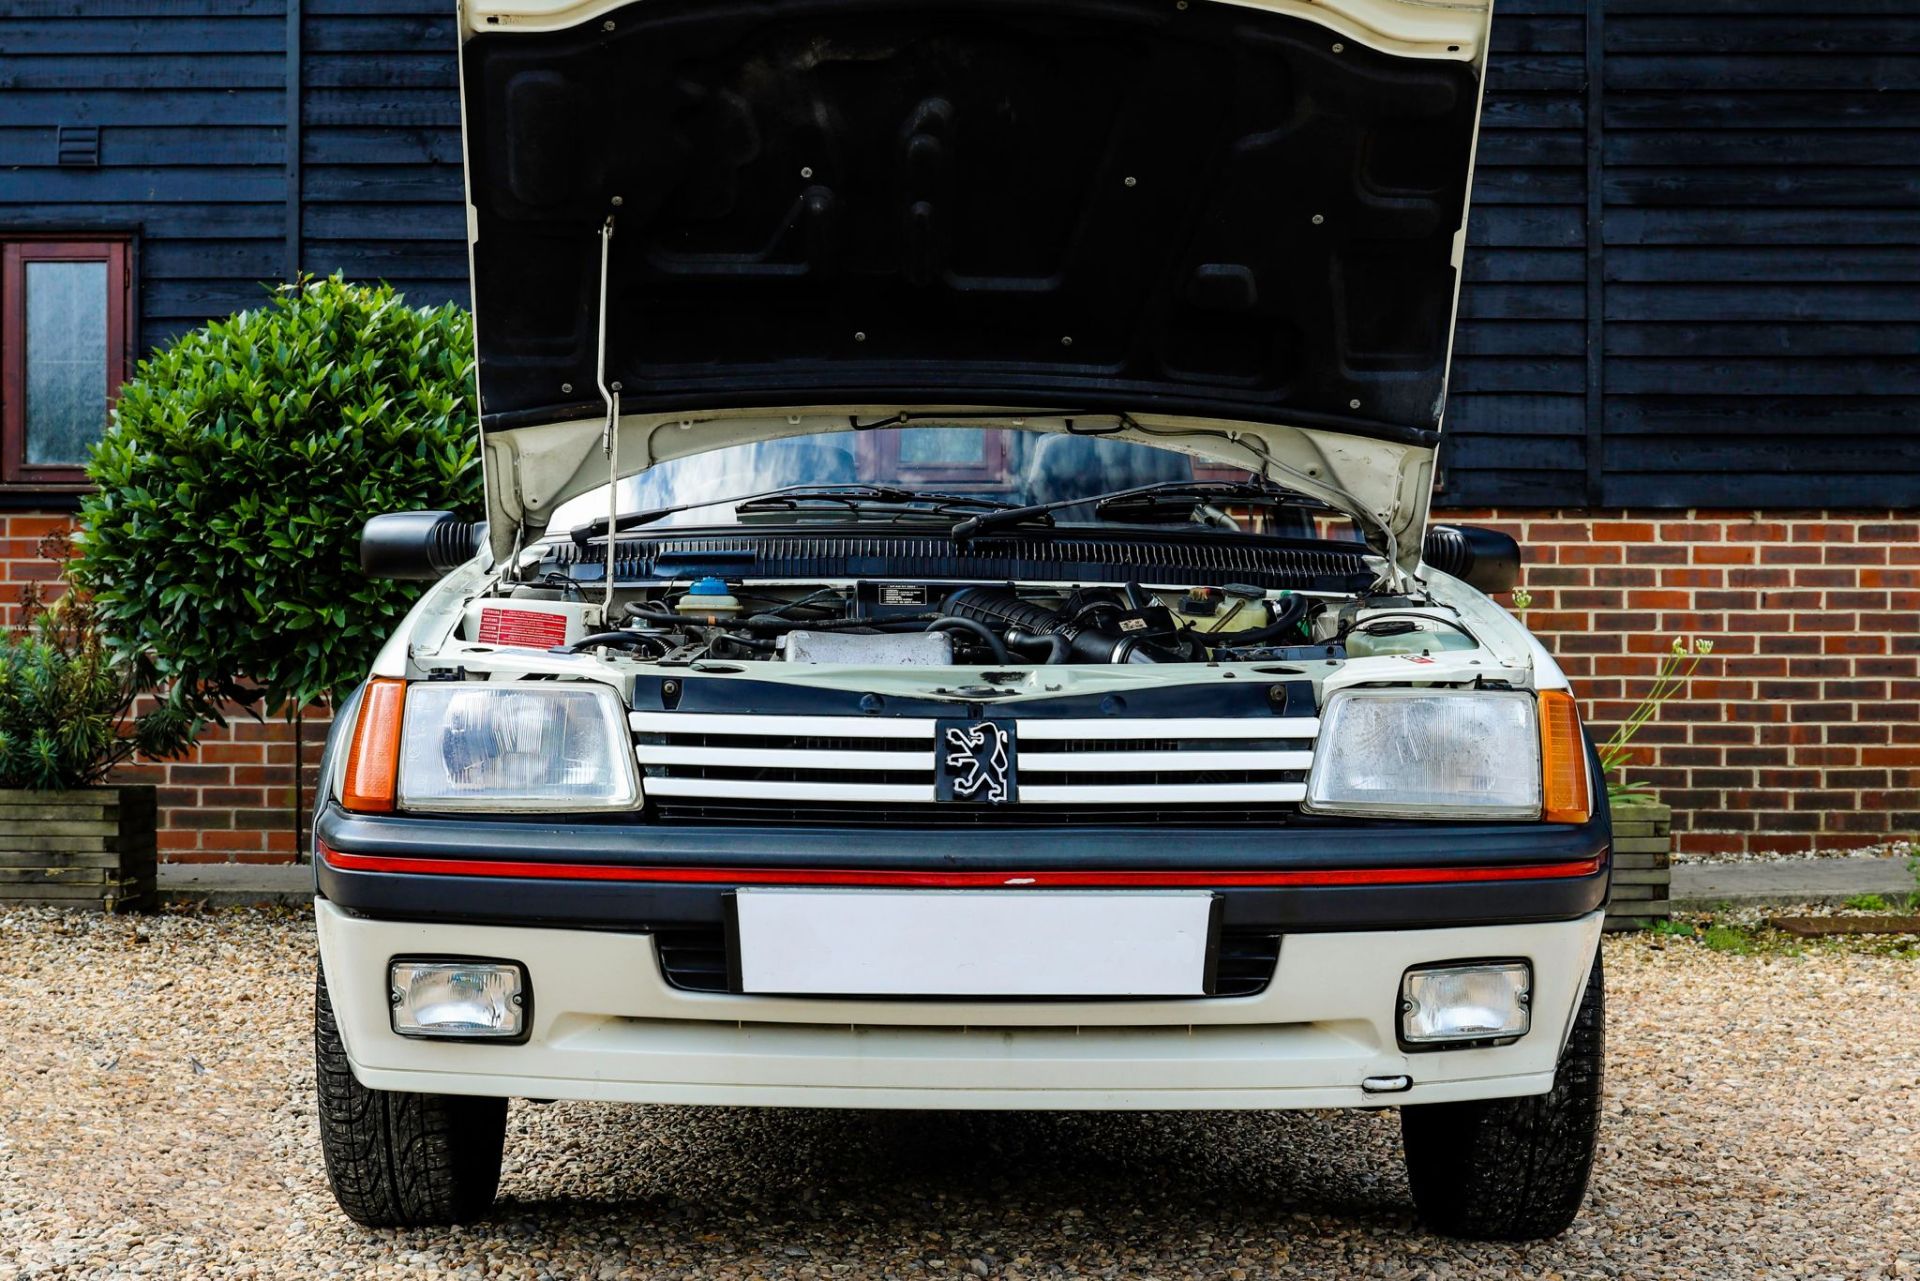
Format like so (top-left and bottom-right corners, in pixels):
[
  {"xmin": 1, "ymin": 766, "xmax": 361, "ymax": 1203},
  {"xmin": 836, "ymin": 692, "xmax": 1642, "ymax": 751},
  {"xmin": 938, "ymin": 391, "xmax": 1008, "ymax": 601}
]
[
  {"xmin": 1679, "ymin": 837, "xmax": 1917, "ymax": 867},
  {"xmin": 2, "ymin": 906, "xmax": 1916, "ymax": 1279}
]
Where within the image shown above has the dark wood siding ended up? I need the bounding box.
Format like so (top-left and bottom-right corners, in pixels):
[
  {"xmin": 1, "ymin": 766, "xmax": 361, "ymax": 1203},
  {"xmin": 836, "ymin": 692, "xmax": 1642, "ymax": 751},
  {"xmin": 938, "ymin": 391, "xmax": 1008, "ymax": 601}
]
[
  {"xmin": 1590, "ymin": 0, "xmax": 1920, "ymax": 509},
  {"xmin": 1447, "ymin": 0, "xmax": 1592, "ymax": 507},
  {"xmin": 1447, "ymin": 0, "xmax": 1920, "ymax": 508},
  {"xmin": 0, "ymin": 0, "xmax": 290, "ymax": 355},
  {"xmin": 0, "ymin": 0, "xmax": 1914, "ymax": 509},
  {"xmin": 300, "ymin": 0, "xmax": 468, "ymax": 306}
]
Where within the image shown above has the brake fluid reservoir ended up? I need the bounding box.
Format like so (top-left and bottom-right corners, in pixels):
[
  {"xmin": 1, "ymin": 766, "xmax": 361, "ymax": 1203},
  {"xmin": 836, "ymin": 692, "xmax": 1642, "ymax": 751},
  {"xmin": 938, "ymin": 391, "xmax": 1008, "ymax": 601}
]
[
  {"xmin": 1346, "ymin": 614, "xmax": 1479, "ymax": 658},
  {"xmin": 677, "ymin": 576, "xmax": 742, "ymax": 621}
]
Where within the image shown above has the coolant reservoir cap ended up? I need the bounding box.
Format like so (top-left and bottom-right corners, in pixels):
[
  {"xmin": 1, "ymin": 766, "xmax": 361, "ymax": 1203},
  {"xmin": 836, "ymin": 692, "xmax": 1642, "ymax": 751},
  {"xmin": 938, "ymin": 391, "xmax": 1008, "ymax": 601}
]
[{"xmin": 688, "ymin": 576, "xmax": 729, "ymax": 596}]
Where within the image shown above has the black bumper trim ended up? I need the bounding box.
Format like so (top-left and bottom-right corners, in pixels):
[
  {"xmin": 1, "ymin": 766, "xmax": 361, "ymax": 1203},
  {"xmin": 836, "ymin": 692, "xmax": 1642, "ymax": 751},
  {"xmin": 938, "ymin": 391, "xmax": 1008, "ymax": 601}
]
[{"xmin": 312, "ymin": 805, "xmax": 1611, "ymax": 934}]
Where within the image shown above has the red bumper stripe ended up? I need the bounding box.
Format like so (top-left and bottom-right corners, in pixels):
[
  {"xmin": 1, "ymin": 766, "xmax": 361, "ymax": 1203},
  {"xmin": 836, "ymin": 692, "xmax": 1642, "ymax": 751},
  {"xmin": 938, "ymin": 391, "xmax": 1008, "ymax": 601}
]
[{"xmin": 317, "ymin": 842, "xmax": 1604, "ymax": 888}]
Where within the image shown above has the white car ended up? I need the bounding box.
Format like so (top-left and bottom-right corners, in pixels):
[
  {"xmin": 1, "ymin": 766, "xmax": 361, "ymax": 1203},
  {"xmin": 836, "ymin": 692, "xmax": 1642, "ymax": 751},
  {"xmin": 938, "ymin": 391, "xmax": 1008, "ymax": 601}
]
[{"xmin": 314, "ymin": 0, "xmax": 1609, "ymax": 1240}]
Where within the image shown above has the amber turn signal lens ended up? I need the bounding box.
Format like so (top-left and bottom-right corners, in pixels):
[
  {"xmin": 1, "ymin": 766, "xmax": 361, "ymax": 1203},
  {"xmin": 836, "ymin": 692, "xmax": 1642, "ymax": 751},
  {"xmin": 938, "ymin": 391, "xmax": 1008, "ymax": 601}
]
[
  {"xmin": 341, "ymin": 678, "xmax": 407, "ymax": 813},
  {"xmin": 1537, "ymin": 688, "xmax": 1590, "ymax": 825}
]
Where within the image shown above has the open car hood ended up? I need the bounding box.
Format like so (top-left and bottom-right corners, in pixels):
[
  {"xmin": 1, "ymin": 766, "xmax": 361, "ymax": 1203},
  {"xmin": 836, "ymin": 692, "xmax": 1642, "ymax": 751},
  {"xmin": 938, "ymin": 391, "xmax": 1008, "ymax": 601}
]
[{"xmin": 458, "ymin": 0, "xmax": 1492, "ymax": 574}]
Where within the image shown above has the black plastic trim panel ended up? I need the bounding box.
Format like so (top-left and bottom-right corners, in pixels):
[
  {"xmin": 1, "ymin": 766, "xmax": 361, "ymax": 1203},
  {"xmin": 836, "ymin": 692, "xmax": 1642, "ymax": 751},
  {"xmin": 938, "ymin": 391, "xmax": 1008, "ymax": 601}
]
[{"xmin": 314, "ymin": 804, "xmax": 1611, "ymax": 935}]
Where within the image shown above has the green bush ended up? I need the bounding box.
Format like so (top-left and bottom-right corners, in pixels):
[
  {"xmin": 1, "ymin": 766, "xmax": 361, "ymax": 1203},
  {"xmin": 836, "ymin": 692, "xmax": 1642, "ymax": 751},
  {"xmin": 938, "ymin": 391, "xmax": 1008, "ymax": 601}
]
[
  {"xmin": 72, "ymin": 276, "xmax": 482, "ymax": 721},
  {"xmin": 0, "ymin": 552, "xmax": 198, "ymax": 789}
]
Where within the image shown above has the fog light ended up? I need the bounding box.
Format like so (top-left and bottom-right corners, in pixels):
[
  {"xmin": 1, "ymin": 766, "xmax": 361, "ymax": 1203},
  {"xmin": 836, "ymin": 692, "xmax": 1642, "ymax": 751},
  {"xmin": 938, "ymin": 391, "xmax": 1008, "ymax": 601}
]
[
  {"xmin": 389, "ymin": 960, "xmax": 527, "ymax": 1040},
  {"xmin": 1400, "ymin": 961, "xmax": 1531, "ymax": 1046}
]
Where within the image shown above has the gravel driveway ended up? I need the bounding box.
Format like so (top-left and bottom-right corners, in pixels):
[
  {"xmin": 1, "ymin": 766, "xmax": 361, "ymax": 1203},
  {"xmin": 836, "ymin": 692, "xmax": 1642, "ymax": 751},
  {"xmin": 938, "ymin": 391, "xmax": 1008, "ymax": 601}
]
[{"xmin": 2, "ymin": 908, "xmax": 1915, "ymax": 1280}]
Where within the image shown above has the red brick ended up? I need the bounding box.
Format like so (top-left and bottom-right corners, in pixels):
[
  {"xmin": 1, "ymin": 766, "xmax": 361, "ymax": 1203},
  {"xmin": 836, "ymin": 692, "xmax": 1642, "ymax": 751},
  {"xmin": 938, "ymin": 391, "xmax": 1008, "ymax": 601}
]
[
  {"xmin": 1824, "ymin": 543, "xmax": 1889, "ymax": 566},
  {"xmin": 202, "ymin": 830, "xmax": 269, "ymax": 852},
  {"xmin": 1660, "ymin": 522, "xmax": 1723, "ymax": 542},
  {"xmin": 1591, "ymin": 521, "xmax": 1656, "ymax": 542},
  {"xmin": 1591, "ymin": 567, "xmax": 1658, "ymax": 587},
  {"xmin": 1721, "ymin": 521, "xmax": 1792, "ymax": 543}
]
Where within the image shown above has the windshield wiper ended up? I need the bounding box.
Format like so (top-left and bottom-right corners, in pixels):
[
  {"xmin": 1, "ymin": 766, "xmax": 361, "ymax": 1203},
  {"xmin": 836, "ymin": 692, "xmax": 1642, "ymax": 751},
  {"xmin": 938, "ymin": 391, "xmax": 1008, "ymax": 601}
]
[
  {"xmin": 734, "ymin": 489, "xmax": 1018, "ymax": 518},
  {"xmin": 570, "ymin": 485, "xmax": 1019, "ymax": 548},
  {"xmin": 949, "ymin": 478, "xmax": 1314, "ymax": 542}
]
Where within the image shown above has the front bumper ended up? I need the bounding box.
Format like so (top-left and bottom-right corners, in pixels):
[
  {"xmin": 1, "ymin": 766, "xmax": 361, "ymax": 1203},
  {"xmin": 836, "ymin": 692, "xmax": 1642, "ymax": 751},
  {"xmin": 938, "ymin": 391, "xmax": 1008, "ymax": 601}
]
[
  {"xmin": 313, "ymin": 804, "xmax": 1612, "ymax": 934},
  {"xmin": 316, "ymin": 901, "xmax": 1604, "ymax": 1110}
]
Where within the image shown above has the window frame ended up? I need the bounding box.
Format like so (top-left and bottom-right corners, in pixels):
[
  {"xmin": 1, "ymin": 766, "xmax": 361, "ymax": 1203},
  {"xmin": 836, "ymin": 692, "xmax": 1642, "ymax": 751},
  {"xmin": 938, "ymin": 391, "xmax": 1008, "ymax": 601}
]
[{"xmin": 0, "ymin": 236, "xmax": 135, "ymax": 491}]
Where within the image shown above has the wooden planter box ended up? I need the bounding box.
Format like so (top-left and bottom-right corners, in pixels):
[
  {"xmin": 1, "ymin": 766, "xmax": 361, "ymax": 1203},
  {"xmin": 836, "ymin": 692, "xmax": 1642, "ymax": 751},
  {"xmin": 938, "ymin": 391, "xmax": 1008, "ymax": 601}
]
[
  {"xmin": 0, "ymin": 786, "xmax": 157, "ymax": 913},
  {"xmin": 1606, "ymin": 797, "xmax": 1671, "ymax": 931}
]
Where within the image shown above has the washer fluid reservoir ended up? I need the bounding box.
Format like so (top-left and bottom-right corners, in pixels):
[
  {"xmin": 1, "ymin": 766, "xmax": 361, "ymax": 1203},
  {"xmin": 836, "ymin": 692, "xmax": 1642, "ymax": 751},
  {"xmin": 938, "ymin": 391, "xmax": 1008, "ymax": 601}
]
[{"xmin": 1346, "ymin": 614, "xmax": 1479, "ymax": 658}]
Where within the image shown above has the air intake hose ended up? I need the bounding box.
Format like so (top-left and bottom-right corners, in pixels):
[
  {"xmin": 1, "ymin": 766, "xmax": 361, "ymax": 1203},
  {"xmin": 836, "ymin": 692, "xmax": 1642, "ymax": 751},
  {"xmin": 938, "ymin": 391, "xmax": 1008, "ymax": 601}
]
[{"xmin": 939, "ymin": 588, "xmax": 1160, "ymax": 664}]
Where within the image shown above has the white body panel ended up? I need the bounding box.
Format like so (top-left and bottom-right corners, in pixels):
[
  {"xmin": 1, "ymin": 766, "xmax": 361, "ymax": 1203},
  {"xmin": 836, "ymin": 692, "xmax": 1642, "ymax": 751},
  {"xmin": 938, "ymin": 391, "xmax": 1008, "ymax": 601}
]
[{"xmin": 316, "ymin": 901, "xmax": 1602, "ymax": 1110}]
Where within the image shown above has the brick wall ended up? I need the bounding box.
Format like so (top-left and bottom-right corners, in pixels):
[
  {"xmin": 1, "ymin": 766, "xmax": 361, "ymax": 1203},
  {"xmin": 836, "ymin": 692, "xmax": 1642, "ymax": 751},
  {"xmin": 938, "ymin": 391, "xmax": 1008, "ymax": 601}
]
[
  {"xmin": 1437, "ymin": 509, "xmax": 1919, "ymax": 859},
  {"xmin": 0, "ymin": 512, "xmax": 329, "ymax": 865},
  {"xmin": 4, "ymin": 509, "xmax": 1915, "ymax": 864}
]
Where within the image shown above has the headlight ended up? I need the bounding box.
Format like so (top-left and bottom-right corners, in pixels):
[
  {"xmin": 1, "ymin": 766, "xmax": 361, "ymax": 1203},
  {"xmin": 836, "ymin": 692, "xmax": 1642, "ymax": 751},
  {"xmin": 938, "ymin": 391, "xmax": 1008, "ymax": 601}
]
[
  {"xmin": 1400, "ymin": 961, "xmax": 1532, "ymax": 1046},
  {"xmin": 1305, "ymin": 688, "xmax": 1541, "ymax": 819},
  {"xmin": 396, "ymin": 682, "xmax": 640, "ymax": 812},
  {"xmin": 389, "ymin": 959, "xmax": 527, "ymax": 1040}
]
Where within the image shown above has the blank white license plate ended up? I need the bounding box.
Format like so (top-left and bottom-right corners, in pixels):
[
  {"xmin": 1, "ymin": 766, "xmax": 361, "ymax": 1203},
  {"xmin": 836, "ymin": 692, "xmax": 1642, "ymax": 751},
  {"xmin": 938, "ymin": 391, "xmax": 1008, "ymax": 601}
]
[{"xmin": 732, "ymin": 889, "xmax": 1217, "ymax": 997}]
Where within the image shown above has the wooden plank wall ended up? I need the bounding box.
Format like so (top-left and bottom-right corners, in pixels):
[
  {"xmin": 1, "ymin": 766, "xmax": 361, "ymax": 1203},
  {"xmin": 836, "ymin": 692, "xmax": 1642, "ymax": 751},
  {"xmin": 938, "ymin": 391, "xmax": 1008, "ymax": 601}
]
[
  {"xmin": 0, "ymin": 0, "xmax": 292, "ymax": 355},
  {"xmin": 0, "ymin": 0, "xmax": 1914, "ymax": 509},
  {"xmin": 1590, "ymin": 0, "xmax": 1920, "ymax": 508},
  {"xmin": 1448, "ymin": 0, "xmax": 1920, "ymax": 508},
  {"xmin": 300, "ymin": 0, "xmax": 468, "ymax": 307}
]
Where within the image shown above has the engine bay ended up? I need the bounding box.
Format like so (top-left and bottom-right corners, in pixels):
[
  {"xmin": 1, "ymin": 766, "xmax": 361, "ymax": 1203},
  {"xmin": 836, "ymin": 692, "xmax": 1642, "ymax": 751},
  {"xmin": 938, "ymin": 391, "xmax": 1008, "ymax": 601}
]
[{"xmin": 454, "ymin": 575, "xmax": 1486, "ymax": 669}]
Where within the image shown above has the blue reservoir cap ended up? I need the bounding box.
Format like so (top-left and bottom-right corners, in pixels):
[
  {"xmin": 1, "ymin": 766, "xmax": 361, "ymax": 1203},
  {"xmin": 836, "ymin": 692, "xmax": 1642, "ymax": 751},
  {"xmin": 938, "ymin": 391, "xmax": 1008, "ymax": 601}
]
[{"xmin": 688, "ymin": 576, "xmax": 729, "ymax": 596}]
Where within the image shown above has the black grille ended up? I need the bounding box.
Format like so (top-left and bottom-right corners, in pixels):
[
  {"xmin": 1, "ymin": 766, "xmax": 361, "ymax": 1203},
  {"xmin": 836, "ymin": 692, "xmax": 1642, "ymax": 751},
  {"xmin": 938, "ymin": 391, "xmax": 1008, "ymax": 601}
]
[
  {"xmin": 550, "ymin": 530, "xmax": 1372, "ymax": 593},
  {"xmin": 650, "ymin": 800, "xmax": 1300, "ymax": 827},
  {"xmin": 1214, "ymin": 933, "xmax": 1283, "ymax": 998},
  {"xmin": 653, "ymin": 926, "xmax": 1282, "ymax": 998},
  {"xmin": 653, "ymin": 929, "xmax": 730, "ymax": 993}
]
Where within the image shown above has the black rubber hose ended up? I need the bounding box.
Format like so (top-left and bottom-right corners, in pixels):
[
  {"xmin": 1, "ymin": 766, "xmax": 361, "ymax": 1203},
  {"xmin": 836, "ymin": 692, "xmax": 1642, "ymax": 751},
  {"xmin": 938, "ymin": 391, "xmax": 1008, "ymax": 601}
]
[
  {"xmin": 941, "ymin": 586, "xmax": 1146, "ymax": 664},
  {"xmin": 563, "ymin": 631, "xmax": 672, "ymax": 655},
  {"xmin": 1216, "ymin": 593, "xmax": 1311, "ymax": 647},
  {"xmin": 743, "ymin": 612, "xmax": 940, "ymax": 635},
  {"xmin": 1006, "ymin": 627, "xmax": 1070, "ymax": 664},
  {"xmin": 927, "ymin": 616, "xmax": 1010, "ymax": 664},
  {"xmin": 624, "ymin": 602, "xmax": 691, "ymax": 627}
]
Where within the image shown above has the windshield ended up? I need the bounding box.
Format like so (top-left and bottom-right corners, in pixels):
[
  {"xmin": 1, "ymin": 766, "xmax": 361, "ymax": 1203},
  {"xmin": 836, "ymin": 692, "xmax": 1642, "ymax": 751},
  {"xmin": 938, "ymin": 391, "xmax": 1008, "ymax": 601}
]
[{"xmin": 549, "ymin": 427, "xmax": 1345, "ymax": 538}]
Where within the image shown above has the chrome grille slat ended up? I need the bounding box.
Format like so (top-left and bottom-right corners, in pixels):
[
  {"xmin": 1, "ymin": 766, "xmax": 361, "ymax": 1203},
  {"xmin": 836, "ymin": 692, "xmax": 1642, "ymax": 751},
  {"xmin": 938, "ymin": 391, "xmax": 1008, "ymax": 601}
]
[{"xmin": 633, "ymin": 709, "xmax": 1318, "ymax": 810}]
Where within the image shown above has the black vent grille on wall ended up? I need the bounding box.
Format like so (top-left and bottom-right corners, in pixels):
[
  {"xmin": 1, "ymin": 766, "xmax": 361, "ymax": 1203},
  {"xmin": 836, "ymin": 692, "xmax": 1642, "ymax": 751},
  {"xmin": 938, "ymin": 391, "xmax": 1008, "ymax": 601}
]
[{"xmin": 56, "ymin": 126, "xmax": 100, "ymax": 167}]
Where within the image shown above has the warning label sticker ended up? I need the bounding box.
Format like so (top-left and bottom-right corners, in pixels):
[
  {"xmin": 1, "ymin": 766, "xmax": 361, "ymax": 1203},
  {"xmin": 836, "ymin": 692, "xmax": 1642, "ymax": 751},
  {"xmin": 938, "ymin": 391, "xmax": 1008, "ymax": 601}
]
[{"xmin": 476, "ymin": 607, "xmax": 570, "ymax": 649}]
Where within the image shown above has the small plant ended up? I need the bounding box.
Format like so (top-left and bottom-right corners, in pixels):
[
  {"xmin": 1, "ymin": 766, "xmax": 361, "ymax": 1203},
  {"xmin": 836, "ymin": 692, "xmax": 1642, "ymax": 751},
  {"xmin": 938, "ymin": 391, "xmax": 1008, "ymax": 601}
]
[
  {"xmin": 1599, "ymin": 635, "xmax": 1713, "ymax": 803},
  {"xmin": 0, "ymin": 538, "xmax": 199, "ymax": 790},
  {"xmin": 1698, "ymin": 923, "xmax": 1757, "ymax": 955},
  {"xmin": 1844, "ymin": 893, "xmax": 1891, "ymax": 912}
]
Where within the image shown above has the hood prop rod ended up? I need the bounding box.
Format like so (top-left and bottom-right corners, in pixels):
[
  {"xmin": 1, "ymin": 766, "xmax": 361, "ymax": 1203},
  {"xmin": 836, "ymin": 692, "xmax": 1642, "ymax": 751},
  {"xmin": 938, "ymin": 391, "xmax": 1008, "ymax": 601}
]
[{"xmin": 594, "ymin": 213, "xmax": 621, "ymax": 621}]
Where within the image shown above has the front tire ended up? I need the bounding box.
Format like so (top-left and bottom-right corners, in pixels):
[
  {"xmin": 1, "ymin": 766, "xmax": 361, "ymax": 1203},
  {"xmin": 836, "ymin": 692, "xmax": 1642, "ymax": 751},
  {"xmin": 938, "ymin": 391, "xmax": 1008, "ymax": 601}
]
[
  {"xmin": 1400, "ymin": 951, "xmax": 1605, "ymax": 1240},
  {"xmin": 314, "ymin": 963, "xmax": 509, "ymax": 1227}
]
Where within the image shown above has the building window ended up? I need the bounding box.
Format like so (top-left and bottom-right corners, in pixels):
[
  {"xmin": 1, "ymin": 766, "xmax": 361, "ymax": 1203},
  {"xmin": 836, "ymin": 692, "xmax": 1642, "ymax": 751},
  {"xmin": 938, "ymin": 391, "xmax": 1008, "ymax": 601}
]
[{"xmin": 1, "ymin": 238, "xmax": 133, "ymax": 489}]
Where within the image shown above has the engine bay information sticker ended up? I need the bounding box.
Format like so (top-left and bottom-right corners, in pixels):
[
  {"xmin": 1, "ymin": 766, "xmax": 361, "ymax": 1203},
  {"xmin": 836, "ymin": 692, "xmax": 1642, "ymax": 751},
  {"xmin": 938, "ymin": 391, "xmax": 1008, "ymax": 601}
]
[{"xmin": 731, "ymin": 889, "xmax": 1217, "ymax": 997}]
